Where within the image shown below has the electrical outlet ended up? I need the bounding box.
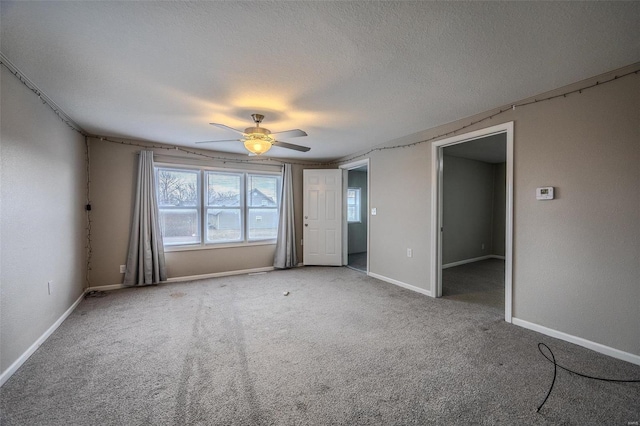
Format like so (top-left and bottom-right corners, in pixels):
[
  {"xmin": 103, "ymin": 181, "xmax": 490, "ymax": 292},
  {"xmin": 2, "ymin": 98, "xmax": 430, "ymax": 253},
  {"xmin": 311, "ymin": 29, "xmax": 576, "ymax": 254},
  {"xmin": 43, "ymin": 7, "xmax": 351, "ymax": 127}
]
[
  {"xmin": 119, "ymin": 265, "xmax": 126, "ymax": 274},
  {"xmin": 47, "ymin": 281, "xmax": 53, "ymax": 295},
  {"xmin": 407, "ymin": 248, "xmax": 413, "ymax": 258}
]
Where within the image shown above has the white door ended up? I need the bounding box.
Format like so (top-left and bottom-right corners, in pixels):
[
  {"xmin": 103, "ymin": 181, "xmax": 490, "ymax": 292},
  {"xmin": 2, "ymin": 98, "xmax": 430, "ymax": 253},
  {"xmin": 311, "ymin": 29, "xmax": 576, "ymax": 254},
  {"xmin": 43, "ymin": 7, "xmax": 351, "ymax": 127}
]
[{"xmin": 303, "ymin": 169, "xmax": 343, "ymax": 266}]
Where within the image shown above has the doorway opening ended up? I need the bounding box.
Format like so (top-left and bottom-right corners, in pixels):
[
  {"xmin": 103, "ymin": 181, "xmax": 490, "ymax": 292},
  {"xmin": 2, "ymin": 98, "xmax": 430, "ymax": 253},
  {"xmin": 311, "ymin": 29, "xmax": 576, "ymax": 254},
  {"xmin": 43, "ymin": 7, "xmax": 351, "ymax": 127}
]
[
  {"xmin": 340, "ymin": 159, "xmax": 370, "ymax": 273},
  {"xmin": 430, "ymin": 122, "xmax": 513, "ymax": 322}
]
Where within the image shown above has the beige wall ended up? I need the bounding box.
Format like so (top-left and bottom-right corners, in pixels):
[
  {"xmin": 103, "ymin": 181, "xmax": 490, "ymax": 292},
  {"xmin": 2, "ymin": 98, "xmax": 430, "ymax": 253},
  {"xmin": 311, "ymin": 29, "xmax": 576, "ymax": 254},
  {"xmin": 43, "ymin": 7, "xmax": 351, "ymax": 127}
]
[
  {"xmin": 513, "ymin": 70, "xmax": 639, "ymax": 356},
  {"xmin": 1, "ymin": 67, "xmax": 87, "ymax": 374},
  {"xmin": 88, "ymin": 138, "xmax": 319, "ymax": 286},
  {"xmin": 442, "ymin": 155, "xmax": 494, "ymax": 264},
  {"xmin": 347, "ymin": 65, "xmax": 640, "ymax": 356},
  {"xmin": 368, "ymin": 144, "xmax": 432, "ymax": 287}
]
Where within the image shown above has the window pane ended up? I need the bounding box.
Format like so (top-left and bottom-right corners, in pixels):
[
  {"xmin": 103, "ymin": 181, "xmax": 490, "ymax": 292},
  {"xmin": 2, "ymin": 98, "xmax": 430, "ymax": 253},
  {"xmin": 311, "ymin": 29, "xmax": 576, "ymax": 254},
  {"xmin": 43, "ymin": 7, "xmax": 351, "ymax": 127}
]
[
  {"xmin": 348, "ymin": 206, "xmax": 357, "ymax": 221},
  {"xmin": 347, "ymin": 187, "xmax": 361, "ymax": 222},
  {"xmin": 248, "ymin": 175, "xmax": 279, "ymax": 207},
  {"xmin": 248, "ymin": 208, "xmax": 278, "ymax": 240},
  {"xmin": 207, "ymin": 173, "xmax": 241, "ymax": 207},
  {"xmin": 156, "ymin": 169, "xmax": 199, "ymax": 207},
  {"xmin": 207, "ymin": 209, "xmax": 242, "ymax": 242},
  {"xmin": 159, "ymin": 209, "xmax": 200, "ymax": 245}
]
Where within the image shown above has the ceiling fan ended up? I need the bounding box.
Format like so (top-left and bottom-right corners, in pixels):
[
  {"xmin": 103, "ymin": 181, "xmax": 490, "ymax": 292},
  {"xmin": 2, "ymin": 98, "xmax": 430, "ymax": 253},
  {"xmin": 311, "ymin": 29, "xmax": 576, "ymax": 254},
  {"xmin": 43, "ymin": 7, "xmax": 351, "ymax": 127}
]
[{"xmin": 196, "ymin": 114, "xmax": 310, "ymax": 155}]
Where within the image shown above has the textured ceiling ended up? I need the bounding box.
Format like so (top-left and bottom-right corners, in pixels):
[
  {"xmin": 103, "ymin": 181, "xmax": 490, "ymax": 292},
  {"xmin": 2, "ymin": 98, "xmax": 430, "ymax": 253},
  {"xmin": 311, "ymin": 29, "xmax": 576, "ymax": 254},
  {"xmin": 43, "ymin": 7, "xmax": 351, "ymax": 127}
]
[{"xmin": 2, "ymin": 1, "xmax": 638, "ymax": 161}]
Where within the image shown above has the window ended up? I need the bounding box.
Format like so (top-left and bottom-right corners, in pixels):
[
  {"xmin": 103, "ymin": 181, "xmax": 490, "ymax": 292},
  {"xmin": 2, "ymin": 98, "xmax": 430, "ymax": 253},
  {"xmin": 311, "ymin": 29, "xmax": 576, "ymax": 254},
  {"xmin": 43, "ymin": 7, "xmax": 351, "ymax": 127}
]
[
  {"xmin": 156, "ymin": 166, "xmax": 281, "ymax": 247},
  {"xmin": 247, "ymin": 174, "xmax": 280, "ymax": 240},
  {"xmin": 347, "ymin": 188, "xmax": 361, "ymax": 223},
  {"xmin": 157, "ymin": 168, "xmax": 200, "ymax": 246},
  {"xmin": 206, "ymin": 172, "xmax": 242, "ymax": 243}
]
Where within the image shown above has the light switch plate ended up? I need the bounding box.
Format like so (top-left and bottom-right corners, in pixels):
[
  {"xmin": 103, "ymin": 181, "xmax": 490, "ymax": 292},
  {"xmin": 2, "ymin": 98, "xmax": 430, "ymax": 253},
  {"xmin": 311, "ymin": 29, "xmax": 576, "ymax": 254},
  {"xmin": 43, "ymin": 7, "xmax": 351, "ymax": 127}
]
[{"xmin": 371, "ymin": 208, "xmax": 377, "ymax": 216}]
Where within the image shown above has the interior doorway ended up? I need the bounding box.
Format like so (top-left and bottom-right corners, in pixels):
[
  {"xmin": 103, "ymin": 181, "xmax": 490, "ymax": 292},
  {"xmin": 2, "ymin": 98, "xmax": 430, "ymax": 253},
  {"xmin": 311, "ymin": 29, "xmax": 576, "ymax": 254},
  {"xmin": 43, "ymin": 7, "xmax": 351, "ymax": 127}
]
[
  {"xmin": 340, "ymin": 159, "xmax": 370, "ymax": 273},
  {"xmin": 441, "ymin": 135, "xmax": 507, "ymax": 314},
  {"xmin": 430, "ymin": 122, "xmax": 513, "ymax": 322}
]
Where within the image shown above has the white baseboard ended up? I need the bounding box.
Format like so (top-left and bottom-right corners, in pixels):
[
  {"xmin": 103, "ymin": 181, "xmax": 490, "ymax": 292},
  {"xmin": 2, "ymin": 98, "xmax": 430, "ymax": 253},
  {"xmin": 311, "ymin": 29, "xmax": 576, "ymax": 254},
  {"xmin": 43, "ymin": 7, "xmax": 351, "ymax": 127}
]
[
  {"xmin": 0, "ymin": 291, "xmax": 85, "ymax": 387},
  {"xmin": 87, "ymin": 266, "xmax": 275, "ymax": 292},
  {"xmin": 442, "ymin": 255, "xmax": 491, "ymax": 269},
  {"xmin": 368, "ymin": 272, "xmax": 432, "ymax": 297},
  {"xmin": 512, "ymin": 317, "xmax": 640, "ymax": 366},
  {"xmin": 442, "ymin": 254, "xmax": 504, "ymax": 269},
  {"xmin": 86, "ymin": 283, "xmax": 125, "ymax": 292},
  {"xmin": 166, "ymin": 266, "xmax": 275, "ymax": 283},
  {"xmin": 86, "ymin": 266, "xmax": 277, "ymax": 292}
]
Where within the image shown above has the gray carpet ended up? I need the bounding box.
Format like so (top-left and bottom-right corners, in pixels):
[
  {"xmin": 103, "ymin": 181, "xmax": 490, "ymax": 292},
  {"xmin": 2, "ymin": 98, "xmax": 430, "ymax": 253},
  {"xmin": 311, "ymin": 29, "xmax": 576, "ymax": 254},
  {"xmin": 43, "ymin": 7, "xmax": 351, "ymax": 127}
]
[
  {"xmin": 347, "ymin": 252, "xmax": 367, "ymax": 272},
  {"xmin": 442, "ymin": 258, "xmax": 505, "ymax": 313},
  {"xmin": 1, "ymin": 267, "xmax": 639, "ymax": 425}
]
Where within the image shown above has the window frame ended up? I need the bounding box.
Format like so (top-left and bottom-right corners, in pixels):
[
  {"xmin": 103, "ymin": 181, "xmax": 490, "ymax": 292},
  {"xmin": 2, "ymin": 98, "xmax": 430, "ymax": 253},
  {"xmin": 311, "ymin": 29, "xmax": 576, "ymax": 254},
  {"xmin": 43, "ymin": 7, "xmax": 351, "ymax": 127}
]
[
  {"xmin": 246, "ymin": 174, "xmax": 282, "ymax": 242},
  {"xmin": 347, "ymin": 187, "xmax": 361, "ymax": 223},
  {"xmin": 205, "ymin": 170, "xmax": 245, "ymax": 244},
  {"xmin": 155, "ymin": 166, "xmax": 202, "ymax": 247},
  {"xmin": 154, "ymin": 163, "xmax": 281, "ymax": 251}
]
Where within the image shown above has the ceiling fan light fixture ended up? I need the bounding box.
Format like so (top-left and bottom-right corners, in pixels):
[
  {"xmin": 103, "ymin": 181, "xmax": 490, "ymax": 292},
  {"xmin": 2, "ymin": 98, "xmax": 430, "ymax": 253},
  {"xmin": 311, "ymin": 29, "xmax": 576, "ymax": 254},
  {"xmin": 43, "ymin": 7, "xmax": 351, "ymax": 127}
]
[
  {"xmin": 243, "ymin": 133, "xmax": 273, "ymax": 155},
  {"xmin": 202, "ymin": 113, "xmax": 309, "ymax": 154}
]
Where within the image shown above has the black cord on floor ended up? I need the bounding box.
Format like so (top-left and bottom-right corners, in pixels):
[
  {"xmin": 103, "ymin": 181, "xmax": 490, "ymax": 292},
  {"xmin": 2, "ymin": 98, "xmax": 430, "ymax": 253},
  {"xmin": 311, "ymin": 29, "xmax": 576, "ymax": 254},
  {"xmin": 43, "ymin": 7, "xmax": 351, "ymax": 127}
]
[
  {"xmin": 536, "ymin": 343, "xmax": 558, "ymax": 412},
  {"xmin": 536, "ymin": 342, "xmax": 640, "ymax": 412}
]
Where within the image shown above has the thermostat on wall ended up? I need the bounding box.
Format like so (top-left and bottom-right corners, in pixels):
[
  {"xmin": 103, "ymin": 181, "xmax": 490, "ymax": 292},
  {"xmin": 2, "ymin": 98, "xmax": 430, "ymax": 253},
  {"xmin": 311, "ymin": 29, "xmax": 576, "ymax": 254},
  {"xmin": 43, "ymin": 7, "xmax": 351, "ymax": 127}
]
[{"xmin": 536, "ymin": 187, "xmax": 554, "ymax": 200}]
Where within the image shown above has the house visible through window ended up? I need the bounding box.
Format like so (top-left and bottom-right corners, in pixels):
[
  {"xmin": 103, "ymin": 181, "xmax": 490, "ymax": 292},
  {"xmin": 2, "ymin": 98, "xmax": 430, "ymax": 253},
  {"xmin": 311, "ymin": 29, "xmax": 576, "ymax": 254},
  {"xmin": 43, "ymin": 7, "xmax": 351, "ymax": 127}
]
[
  {"xmin": 156, "ymin": 166, "xmax": 281, "ymax": 247},
  {"xmin": 247, "ymin": 174, "xmax": 280, "ymax": 241},
  {"xmin": 347, "ymin": 188, "xmax": 361, "ymax": 223}
]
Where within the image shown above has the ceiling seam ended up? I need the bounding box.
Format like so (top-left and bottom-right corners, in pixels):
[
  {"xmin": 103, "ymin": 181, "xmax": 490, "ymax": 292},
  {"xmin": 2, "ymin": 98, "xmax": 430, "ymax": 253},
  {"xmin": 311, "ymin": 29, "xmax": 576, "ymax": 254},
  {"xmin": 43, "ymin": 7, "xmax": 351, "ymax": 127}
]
[{"xmin": 0, "ymin": 51, "xmax": 87, "ymax": 137}]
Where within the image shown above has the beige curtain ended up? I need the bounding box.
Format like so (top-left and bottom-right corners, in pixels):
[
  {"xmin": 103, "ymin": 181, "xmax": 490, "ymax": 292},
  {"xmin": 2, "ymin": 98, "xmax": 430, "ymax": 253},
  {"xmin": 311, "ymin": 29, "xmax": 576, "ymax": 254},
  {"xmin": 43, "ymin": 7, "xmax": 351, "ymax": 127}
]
[
  {"xmin": 274, "ymin": 164, "xmax": 297, "ymax": 269},
  {"xmin": 123, "ymin": 151, "xmax": 167, "ymax": 286}
]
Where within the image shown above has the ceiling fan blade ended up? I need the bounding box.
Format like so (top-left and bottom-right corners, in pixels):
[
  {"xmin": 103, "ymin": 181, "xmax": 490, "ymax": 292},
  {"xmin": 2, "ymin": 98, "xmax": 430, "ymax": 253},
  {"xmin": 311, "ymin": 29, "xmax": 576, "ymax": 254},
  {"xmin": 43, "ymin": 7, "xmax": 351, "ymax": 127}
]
[
  {"xmin": 195, "ymin": 139, "xmax": 242, "ymax": 144},
  {"xmin": 270, "ymin": 129, "xmax": 308, "ymax": 139},
  {"xmin": 209, "ymin": 123, "xmax": 246, "ymax": 135},
  {"xmin": 272, "ymin": 140, "xmax": 311, "ymax": 152}
]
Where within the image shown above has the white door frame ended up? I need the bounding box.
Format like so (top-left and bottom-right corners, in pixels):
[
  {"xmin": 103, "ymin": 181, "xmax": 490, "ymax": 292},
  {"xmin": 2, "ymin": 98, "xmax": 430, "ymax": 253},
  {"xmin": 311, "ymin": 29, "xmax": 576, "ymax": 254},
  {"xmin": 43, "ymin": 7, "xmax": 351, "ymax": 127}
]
[
  {"xmin": 339, "ymin": 158, "xmax": 370, "ymax": 273},
  {"xmin": 430, "ymin": 122, "xmax": 514, "ymax": 322}
]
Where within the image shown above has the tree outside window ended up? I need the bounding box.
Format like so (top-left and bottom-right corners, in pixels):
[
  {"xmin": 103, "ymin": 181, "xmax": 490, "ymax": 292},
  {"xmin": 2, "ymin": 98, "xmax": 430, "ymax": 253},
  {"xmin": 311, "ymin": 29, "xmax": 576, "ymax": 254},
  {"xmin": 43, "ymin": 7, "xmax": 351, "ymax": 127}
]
[{"xmin": 156, "ymin": 169, "xmax": 200, "ymax": 245}]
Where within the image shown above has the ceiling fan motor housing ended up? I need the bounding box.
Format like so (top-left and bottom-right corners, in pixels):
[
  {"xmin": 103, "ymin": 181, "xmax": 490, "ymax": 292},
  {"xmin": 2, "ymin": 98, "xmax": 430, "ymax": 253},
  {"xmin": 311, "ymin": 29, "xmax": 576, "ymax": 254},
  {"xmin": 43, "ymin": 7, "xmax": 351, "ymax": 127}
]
[
  {"xmin": 246, "ymin": 113, "xmax": 270, "ymax": 135},
  {"xmin": 244, "ymin": 126, "xmax": 271, "ymax": 136}
]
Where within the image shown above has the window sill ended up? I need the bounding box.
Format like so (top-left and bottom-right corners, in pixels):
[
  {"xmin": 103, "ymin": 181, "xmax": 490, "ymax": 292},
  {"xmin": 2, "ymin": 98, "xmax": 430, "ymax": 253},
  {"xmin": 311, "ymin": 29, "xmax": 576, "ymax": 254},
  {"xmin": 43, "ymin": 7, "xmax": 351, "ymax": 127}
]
[{"xmin": 164, "ymin": 240, "xmax": 277, "ymax": 252}]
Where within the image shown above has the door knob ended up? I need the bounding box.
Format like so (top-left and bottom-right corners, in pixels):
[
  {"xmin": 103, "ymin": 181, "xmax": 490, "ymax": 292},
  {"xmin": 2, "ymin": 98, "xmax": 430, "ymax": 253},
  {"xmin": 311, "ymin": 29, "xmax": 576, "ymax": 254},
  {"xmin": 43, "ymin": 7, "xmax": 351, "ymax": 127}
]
[{"xmin": 305, "ymin": 224, "xmax": 308, "ymax": 227}]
